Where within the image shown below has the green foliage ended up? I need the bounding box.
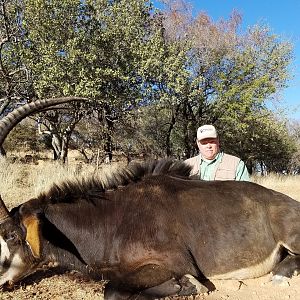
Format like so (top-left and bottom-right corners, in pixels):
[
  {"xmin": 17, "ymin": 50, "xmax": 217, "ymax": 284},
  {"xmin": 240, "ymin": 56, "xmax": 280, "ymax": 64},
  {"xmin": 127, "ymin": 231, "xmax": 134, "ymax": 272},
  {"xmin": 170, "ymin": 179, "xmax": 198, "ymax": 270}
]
[
  {"xmin": 0, "ymin": 0, "xmax": 34, "ymax": 115},
  {"xmin": 153, "ymin": 7, "xmax": 296, "ymax": 172},
  {"xmin": 0, "ymin": 0, "xmax": 298, "ymax": 172},
  {"xmin": 4, "ymin": 120, "xmax": 42, "ymax": 152},
  {"xmin": 18, "ymin": 0, "xmax": 167, "ymax": 160},
  {"xmin": 22, "ymin": 0, "xmax": 159, "ymax": 104}
]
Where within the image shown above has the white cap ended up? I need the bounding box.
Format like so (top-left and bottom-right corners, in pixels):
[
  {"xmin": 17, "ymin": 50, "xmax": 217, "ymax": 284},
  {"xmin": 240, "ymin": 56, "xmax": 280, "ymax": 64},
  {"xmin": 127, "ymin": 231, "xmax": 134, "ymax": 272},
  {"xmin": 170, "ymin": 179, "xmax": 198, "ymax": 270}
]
[{"xmin": 197, "ymin": 125, "xmax": 218, "ymax": 140}]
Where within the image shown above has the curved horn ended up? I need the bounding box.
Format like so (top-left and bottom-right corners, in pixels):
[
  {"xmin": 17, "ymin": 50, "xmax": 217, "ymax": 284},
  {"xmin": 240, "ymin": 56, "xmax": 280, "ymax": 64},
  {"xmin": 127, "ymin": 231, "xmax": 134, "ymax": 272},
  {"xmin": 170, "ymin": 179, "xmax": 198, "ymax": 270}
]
[
  {"xmin": 0, "ymin": 195, "xmax": 10, "ymax": 222},
  {"xmin": 0, "ymin": 96, "xmax": 89, "ymax": 148}
]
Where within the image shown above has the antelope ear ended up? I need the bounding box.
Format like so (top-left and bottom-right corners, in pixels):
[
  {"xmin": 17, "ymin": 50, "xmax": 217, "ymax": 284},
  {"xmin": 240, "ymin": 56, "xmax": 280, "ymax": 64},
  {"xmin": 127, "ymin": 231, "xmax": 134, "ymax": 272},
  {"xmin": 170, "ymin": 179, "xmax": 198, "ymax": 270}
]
[{"xmin": 22, "ymin": 215, "xmax": 41, "ymax": 259}]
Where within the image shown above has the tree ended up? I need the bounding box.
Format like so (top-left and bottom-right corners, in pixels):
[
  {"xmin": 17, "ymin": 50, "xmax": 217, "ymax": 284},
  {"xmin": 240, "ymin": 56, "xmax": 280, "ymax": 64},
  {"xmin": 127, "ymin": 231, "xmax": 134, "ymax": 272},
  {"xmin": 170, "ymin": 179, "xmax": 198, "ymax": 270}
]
[
  {"xmin": 20, "ymin": 0, "xmax": 166, "ymax": 162},
  {"xmin": 4, "ymin": 119, "xmax": 40, "ymax": 152},
  {"xmin": 151, "ymin": 1, "xmax": 294, "ymax": 169},
  {"xmin": 286, "ymin": 121, "xmax": 300, "ymax": 174},
  {"xmin": 0, "ymin": 0, "xmax": 35, "ymax": 155},
  {"xmin": 1, "ymin": 0, "xmax": 296, "ymax": 171},
  {"xmin": 0, "ymin": 0, "xmax": 33, "ymax": 116},
  {"xmin": 36, "ymin": 103, "xmax": 84, "ymax": 162}
]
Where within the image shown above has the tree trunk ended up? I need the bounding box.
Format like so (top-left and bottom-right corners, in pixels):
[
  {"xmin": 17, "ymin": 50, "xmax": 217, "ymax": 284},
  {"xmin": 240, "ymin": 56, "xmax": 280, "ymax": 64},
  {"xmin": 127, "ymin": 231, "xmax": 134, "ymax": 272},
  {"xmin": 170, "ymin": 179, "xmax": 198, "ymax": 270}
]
[
  {"xmin": 51, "ymin": 133, "xmax": 62, "ymax": 160},
  {"xmin": 165, "ymin": 105, "xmax": 178, "ymax": 157},
  {"xmin": 103, "ymin": 106, "xmax": 114, "ymax": 163},
  {"xmin": 60, "ymin": 134, "xmax": 70, "ymax": 163},
  {"xmin": 0, "ymin": 146, "xmax": 6, "ymax": 157},
  {"xmin": 182, "ymin": 99, "xmax": 194, "ymax": 158}
]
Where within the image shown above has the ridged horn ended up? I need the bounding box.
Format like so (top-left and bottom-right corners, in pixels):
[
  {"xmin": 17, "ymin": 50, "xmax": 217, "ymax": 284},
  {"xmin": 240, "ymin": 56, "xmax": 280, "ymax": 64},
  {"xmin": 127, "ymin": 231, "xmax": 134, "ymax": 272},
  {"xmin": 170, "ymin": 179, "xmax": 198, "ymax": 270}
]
[
  {"xmin": 0, "ymin": 97, "xmax": 89, "ymax": 148},
  {"xmin": 0, "ymin": 195, "xmax": 10, "ymax": 222}
]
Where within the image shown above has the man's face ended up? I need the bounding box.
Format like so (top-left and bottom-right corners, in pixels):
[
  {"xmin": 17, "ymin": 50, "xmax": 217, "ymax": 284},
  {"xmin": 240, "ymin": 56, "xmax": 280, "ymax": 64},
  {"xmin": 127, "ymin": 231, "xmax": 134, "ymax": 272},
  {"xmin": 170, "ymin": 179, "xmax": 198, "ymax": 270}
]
[{"xmin": 197, "ymin": 137, "xmax": 220, "ymax": 160}]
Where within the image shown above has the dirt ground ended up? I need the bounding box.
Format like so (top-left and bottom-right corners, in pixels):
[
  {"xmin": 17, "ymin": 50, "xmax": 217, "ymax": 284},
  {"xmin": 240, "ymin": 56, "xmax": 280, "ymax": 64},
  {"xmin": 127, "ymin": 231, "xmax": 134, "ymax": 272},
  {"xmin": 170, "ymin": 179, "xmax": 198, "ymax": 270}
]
[{"xmin": 1, "ymin": 271, "xmax": 300, "ymax": 299}]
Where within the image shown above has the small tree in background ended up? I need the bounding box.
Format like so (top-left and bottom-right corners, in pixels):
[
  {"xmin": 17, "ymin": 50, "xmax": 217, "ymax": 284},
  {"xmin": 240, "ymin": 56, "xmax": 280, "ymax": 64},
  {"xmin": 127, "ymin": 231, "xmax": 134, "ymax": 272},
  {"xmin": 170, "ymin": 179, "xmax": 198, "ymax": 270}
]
[{"xmin": 286, "ymin": 121, "xmax": 300, "ymax": 174}]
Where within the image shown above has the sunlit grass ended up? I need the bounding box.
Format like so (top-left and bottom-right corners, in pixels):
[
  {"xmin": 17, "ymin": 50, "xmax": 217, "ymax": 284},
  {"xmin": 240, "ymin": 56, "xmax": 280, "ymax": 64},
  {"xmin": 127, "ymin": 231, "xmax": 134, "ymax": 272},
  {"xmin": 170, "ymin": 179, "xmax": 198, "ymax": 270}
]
[
  {"xmin": 252, "ymin": 173, "xmax": 300, "ymax": 201},
  {"xmin": 0, "ymin": 158, "xmax": 124, "ymax": 209},
  {"xmin": 1, "ymin": 158, "xmax": 300, "ymax": 210}
]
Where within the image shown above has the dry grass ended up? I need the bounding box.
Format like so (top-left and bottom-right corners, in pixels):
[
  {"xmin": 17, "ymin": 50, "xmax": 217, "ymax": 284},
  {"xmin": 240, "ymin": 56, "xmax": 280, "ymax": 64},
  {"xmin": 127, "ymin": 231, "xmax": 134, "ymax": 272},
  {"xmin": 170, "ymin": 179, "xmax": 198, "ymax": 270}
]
[
  {"xmin": 253, "ymin": 173, "xmax": 300, "ymax": 202},
  {"xmin": 1, "ymin": 158, "xmax": 300, "ymax": 209},
  {"xmin": 0, "ymin": 158, "xmax": 125, "ymax": 209}
]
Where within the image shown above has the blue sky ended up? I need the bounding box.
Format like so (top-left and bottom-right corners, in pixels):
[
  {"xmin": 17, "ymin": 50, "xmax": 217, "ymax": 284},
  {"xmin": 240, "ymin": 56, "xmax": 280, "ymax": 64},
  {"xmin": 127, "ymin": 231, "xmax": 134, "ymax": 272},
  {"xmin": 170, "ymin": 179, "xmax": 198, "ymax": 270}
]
[{"xmin": 153, "ymin": 0, "xmax": 300, "ymax": 121}]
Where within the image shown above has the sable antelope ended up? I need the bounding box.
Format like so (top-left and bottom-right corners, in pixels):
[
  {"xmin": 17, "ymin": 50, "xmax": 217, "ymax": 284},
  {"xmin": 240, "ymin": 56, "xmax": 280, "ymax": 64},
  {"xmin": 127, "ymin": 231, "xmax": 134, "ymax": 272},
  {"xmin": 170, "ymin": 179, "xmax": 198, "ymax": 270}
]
[
  {"xmin": 0, "ymin": 159, "xmax": 300, "ymax": 299},
  {"xmin": 1, "ymin": 96, "xmax": 300, "ymax": 298}
]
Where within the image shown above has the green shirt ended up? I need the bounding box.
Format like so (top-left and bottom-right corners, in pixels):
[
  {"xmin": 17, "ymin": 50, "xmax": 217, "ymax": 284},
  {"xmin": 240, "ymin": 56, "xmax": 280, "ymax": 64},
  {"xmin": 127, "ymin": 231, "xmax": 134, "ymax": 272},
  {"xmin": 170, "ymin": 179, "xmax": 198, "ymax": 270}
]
[{"xmin": 199, "ymin": 152, "xmax": 250, "ymax": 181}]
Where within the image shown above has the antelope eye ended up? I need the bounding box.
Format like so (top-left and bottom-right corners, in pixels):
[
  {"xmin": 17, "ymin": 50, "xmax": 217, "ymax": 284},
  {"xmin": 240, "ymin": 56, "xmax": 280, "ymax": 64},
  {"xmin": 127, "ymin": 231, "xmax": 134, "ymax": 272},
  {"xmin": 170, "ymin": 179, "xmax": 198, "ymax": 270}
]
[{"xmin": 4, "ymin": 231, "xmax": 18, "ymax": 242}]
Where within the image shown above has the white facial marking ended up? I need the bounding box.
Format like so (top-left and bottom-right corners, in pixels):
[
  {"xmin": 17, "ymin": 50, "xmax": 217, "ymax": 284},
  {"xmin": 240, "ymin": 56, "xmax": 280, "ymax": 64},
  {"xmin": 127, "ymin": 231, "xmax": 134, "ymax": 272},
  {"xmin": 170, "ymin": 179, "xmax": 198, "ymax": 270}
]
[
  {"xmin": 0, "ymin": 253, "xmax": 25, "ymax": 286},
  {"xmin": 0, "ymin": 236, "xmax": 10, "ymax": 266}
]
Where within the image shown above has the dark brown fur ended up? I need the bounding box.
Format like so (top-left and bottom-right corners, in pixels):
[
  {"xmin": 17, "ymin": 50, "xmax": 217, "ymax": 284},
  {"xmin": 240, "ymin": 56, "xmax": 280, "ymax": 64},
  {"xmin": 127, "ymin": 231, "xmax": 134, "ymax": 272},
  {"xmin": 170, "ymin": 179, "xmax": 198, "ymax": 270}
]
[{"xmin": 1, "ymin": 159, "xmax": 300, "ymax": 300}]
